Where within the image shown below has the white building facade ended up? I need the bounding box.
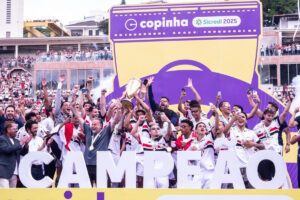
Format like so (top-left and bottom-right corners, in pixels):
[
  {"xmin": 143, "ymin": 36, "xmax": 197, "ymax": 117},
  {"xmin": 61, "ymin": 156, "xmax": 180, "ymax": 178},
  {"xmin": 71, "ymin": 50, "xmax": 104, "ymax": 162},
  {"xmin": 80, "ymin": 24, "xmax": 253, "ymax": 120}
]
[{"xmin": 0, "ymin": 0, "xmax": 24, "ymax": 38}]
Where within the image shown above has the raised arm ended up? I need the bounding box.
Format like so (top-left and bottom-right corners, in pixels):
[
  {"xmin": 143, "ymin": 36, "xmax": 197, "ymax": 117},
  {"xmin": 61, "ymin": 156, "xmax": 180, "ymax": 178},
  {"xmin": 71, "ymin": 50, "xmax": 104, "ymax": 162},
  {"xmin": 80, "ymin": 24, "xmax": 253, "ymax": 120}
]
[
  {"xmin": 71, "ymin": 103, "xmax": 84, "ymax": 128},
  {"xmin": 130, "ymin": 115, "xmax": 144, "ymax": 139},
  {"xmin": 223, "ymin": 114, "xmax": 238, "ymax": 136},
  {"xmin": 54, "ymin": 74, "xmax": 65, "ymax": 115},
  {"xmin": 178, "ymin": 89, "xmax": 187, "ymax": 114},
  {"xmin": 247, "ymin": 93, "xmax": 260, "ymax": 119},
  {"xmin": 289, "ymin": 107, "xmax": 299, "ymax": 128},
  {"xmin": 42, "ymin": 78, "xmax": 51, "ymax": 109},
  {"xmin": 99, "ymin": 89, "xmax": 107, "ymax": 117},
  {"xmin": 124, "ymin": 109, "xmax": 134, "ymax": 131},
  {"xmin": 86, "ymin": 77, "xmax": 94, "ymax": 103},
  {"xmin": 106, "ymin": 100, "xmax": 119, "ymax": 121},
  {"xmin": 147, "ymin": 76, "xmax": 158, "ymax": 112},
  {"xmin": 111, "ymin": 106, "xmax": 122, "ymax": 132},
  {"xmin": 134, "ymin": 94, "xmax": 153, "ymax": 123},
  {"xmin": 248, "ymin": 91, "xmax": 263, "ymax": 119},
  {"xmin": 211, "ymin": 105, "xmax": 219, "ymax": 138},
  {"xmin": 186, "ymin": 78, "xmax": 201, "ymax": 105},
  {"xmin": 279, "ymin": 94, "xmax": 293, "ymax": 124}
]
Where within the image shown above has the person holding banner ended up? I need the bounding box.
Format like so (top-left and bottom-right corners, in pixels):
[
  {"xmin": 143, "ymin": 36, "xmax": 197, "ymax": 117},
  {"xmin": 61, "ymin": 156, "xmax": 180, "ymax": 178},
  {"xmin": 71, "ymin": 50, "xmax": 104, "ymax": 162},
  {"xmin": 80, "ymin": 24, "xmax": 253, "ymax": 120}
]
[
  {"xmin": 187, "ymin": 104, "xmax": 218, "ymax": 189},
  {"xmin": 130, "ymin": 115, "xmax": 173, "ymax": 188},
  {"xmin": 249, "ymin": 93, "xmax": 292, "ymax": 154},
  {"xmin": 254, "ymin": 97, "xmax": 291, "ymax": 187},
  {"xmin": 24, "ymin": 120, "xmax": 47, "ymax": 181},
  {"xmin": 228, "ymin": 112, "xmax": 265, "ymax": 188}
]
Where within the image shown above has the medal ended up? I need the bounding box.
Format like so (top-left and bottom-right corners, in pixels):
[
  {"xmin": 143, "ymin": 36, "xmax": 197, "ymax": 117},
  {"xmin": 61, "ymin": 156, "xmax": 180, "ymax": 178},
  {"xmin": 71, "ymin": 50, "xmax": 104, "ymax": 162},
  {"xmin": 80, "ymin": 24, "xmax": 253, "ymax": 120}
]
[
  {"xmin": 89, "ymin": 145, "xmax": 94, "ymax": 151},
  {"xmin": 114, "ymin": 135, "xmax": 119, "ymax": 142},
  {"xmin": 266, "ymin": 139, "xmax": 270, "ymax": 144},
  {"xmin": 166, "ymin": 147, "xmax": 172, "ymax": 152},
  {"xmin": 90, "ymin": 133, "xmax": 100, "ymax": 151}
]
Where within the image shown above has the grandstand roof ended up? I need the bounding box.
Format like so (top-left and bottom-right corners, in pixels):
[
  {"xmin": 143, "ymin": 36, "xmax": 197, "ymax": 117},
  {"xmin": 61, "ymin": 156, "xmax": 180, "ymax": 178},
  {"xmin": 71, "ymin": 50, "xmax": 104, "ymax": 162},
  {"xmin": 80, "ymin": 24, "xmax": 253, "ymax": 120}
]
[
  {"xmin": 0, "ymin": 36, "xmax": 109, "ymax": 46},
  {"xmin": 66, "ymin": 20, "xmax": 99, "ymax": 27}
]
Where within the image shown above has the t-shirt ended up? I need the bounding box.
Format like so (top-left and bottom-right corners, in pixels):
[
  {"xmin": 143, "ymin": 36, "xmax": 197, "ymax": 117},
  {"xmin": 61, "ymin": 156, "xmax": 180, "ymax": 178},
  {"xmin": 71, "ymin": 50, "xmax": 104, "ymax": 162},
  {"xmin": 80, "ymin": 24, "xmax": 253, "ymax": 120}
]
[{"xmin": 83, "ymin": 123, "xmax": 112, "ymax": 166}]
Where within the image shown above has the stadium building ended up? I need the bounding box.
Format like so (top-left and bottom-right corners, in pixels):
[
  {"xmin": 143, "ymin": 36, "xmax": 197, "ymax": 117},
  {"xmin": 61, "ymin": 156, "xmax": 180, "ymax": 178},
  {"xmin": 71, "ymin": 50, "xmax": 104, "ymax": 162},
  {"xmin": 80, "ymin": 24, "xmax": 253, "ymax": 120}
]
[{"xmin": 0, "ymin": 36, "xmax": 114, "ymax": 90}]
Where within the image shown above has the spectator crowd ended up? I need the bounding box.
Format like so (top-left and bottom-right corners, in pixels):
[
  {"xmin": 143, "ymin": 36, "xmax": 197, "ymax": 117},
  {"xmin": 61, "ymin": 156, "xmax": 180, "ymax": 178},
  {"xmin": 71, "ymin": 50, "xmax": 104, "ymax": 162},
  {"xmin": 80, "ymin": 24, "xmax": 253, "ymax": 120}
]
[
  {"xmin": 273, "ymin": 85, "xmax": 296, "ymax": 105},
  {"xmin": 0, "ymin": 56, "xmax": 35, "ymax": 69},
  {"xmin": 36, "ymin": 48, "xmax": 113, "ymax": 62},
  {"xmin": 261, "ymin": 43, "xmax": 300, "ymax": 56}
]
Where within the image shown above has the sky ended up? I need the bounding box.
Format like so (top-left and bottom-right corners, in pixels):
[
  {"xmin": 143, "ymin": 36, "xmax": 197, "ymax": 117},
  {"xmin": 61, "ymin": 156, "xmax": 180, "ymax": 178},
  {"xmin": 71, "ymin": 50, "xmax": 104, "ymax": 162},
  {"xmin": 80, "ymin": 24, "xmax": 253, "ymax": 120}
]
[{"xmin": 24, "ymin": 0, "xmax": 212, "ymax": 25}]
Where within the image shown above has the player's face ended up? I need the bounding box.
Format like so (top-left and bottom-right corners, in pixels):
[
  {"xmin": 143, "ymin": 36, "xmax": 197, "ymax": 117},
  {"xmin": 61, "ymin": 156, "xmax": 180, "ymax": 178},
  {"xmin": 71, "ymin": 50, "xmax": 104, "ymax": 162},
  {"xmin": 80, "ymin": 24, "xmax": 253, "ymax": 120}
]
[
  {"xmin": 150, "ymin": 125, "xmax": 161, "ymax": 139},
  {"xmin": 196, "ymin": 123, "xmax": 207, "ymax": 137}
]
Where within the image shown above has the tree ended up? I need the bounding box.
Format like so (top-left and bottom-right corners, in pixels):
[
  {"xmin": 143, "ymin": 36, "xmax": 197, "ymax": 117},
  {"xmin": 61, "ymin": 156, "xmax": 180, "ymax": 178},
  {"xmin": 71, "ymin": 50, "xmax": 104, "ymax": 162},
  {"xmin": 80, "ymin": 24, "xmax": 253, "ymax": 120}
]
[
  {"xmin": 261, "ymin": 0, "xmax": 297, "ymax": 26},
  {"xmin": 98, "ymin": 19, "xmax": 109, "ymax": 35}
]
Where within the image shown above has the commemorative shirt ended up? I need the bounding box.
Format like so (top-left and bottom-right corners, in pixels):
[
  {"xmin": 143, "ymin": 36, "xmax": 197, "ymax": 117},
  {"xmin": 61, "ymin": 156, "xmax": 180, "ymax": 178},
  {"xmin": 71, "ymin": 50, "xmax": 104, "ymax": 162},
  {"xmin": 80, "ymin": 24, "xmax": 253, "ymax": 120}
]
[{"xmin": 253, "ymin": 118, "xmax": 282, "ymax": 154}]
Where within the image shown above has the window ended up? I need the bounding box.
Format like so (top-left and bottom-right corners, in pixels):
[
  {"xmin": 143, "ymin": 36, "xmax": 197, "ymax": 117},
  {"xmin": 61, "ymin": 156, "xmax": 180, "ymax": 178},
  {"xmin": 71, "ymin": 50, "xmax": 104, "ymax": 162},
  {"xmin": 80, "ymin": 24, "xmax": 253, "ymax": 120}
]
[
  {"xmin": 6, "ymin": 0, "xmax": 11, "ymax": 24},
  {"xmin": 279, "ymin": 64, "xmax": 300, "ymax": 85},
  {"xmin": 289, "ymin": 64, "xmax": 296, "ymax": 84},
  {"xmin": 280, "ymin": 64, "xmax": 288, "ymax": 85},
  {"xmin": 96, "ymin": 30, "xmax": 100, "ymax": 36},
  {"xmin": 88, "ymin": 30, "xmax": 93, "ymax": 36},
  {"xmin": 6, "ymin": 32, "xmax": 10, "ymax": 38},
  {"xmin": 104, "ymin": 68, "xmax": 114, "ymax": 78},
  {"xmin": 258, "ymin": 64, "xmax": 277, "ymax": 86}
]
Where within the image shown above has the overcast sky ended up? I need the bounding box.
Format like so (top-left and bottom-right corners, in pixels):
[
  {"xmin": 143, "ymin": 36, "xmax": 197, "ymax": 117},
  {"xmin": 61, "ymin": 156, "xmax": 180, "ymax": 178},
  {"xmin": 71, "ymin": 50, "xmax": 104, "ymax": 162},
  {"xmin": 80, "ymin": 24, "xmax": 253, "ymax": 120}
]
[{"xmin": 24, "ymin": 0, "xmax": 215, "ymax": 25}]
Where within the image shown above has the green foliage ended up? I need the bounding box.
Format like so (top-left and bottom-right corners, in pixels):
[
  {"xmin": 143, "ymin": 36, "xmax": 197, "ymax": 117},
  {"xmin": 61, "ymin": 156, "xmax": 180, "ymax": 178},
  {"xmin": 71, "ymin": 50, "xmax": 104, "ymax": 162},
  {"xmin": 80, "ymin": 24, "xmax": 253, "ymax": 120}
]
[
  {"xmin": 261, "ymin": 0, "xmax": 297, "ymax": 26},
  {"xmin": 98, "ymin": 19, "xmax": 109, "ymax": 35}
]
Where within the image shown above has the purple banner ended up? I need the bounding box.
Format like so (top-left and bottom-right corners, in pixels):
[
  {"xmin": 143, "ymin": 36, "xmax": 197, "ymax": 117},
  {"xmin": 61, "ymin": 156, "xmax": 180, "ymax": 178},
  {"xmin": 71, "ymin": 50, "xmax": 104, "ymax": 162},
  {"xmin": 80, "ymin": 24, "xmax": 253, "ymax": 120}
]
[{"xmin": 110, "ymin": 1, "xmax": 261, "ymax": 41}]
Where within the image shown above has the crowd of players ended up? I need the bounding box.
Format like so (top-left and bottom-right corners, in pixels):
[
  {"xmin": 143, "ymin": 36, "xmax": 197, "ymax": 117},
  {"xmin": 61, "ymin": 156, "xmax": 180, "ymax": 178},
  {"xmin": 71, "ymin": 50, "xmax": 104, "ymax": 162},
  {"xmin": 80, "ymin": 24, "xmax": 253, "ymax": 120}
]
[{"xmin": 0, "ymin": 73, "xmax": 300, "ymax": 189}]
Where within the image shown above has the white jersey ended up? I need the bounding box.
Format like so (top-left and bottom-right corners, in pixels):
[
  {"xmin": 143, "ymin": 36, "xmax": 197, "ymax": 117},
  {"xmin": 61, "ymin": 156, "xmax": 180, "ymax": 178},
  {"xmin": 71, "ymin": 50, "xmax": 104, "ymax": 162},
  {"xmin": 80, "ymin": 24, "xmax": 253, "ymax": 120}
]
[
  {"xmin": 214, "ymin": 134, "xmax": 234, "ymax": 161},
  {"xmin": 59, "ymin": 125, "xmax": 85, "ymax": 162},
  {"xmin": 137, "ymin": 133, "xmax": 169, "ymax": 152},
  {"xmin": 41, "ymin": 117, "xmax": 54, "ymax": 134},
  {"xmin": 188, "ymin": 133, "xmax": 215, "ymax": 171},
  {"xmin": 108, "ymin": 120, "xmax": 122, "ymax": 155},
  {"xmin": 229, "ymin": 126, "xmax": 259, "ymax": 167},
  {"xmin": 179, "ymin": 110, "xmax": 193, "ymax": 123},
  {"xmin": 160, "ymin": 121, "xmax": 177, "ymax": 137},
  {"xmin": 219, "ymin": 114, "xmax": 233, "ymax": 127},
  {"xmin": 124, "ymin": 132, "xmax": 141, "ymax": 152},
  {"xmin": 254, "ymin": 118, "xmax": 282, "ymax": 154}
]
